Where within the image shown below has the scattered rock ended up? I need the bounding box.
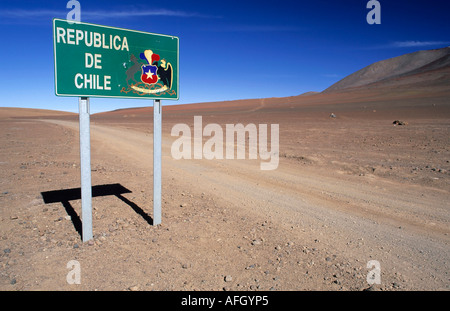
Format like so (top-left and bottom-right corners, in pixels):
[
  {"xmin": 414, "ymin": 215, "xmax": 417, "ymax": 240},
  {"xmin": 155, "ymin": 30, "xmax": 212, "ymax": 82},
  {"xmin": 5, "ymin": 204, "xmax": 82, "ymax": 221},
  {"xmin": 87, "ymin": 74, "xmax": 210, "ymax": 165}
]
[
  {"xmin": 4, "ymin": 248, "xmax": 11, "ymax": 254},
  {"xmin": 224, "ymin": 275, "xmax": 233, "ymax": 282},
  {"xmin": 330, "ymin": 113, "xmax": 336, "ymax": 118},
  {"xmin": 251, "ymin": 239, "xmax": 262, "ymax": 246},
  {"xmin": 393, "ymin": 120, "xmax": 407, "ymax": 126},
  {"xmin": 392, "ymin": 282, "xmax": 401, "ymax": 289},
  {"xmin": 129, "ymin": 285, "xmax": 140, "ymax": 291}
]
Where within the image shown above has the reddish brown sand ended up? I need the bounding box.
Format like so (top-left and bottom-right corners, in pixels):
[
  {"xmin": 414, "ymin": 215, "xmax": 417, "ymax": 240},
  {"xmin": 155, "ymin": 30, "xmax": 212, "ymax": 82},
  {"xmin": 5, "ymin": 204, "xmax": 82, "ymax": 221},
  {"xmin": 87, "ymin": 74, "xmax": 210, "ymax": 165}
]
[{"xmin": 1, "ymin": 49, "xmax": 449, "ymax": 290}]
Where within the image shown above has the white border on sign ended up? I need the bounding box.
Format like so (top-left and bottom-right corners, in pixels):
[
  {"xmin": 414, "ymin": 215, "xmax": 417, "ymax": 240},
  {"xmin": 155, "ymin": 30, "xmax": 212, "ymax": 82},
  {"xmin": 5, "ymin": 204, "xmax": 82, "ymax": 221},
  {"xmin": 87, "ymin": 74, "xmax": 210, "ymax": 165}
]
[{"xmin": 52, "ymin": 18, "xmax": 180, "ymax": 100}]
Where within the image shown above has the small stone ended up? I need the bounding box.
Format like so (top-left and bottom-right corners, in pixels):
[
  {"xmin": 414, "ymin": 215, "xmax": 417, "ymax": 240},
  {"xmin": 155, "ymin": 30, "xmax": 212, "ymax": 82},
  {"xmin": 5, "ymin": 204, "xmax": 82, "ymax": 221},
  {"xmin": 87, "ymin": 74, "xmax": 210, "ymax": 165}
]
[
  {"xmin": 251, "ymin": 239, "xmax": 262, "ymax": 246},
  {"xmin": 4, "ymin": 248, "xmax": 11, "ymax": 254},
  {"xmin": 224, "ymin": 275, "xmax": 232, "ymax": 282},
  {"xmin": 182, "ymin": 263, "xmax": 189, "ymax": 269},
  {"xmin": 10, "ymin": 279, "xmax": 16, "ymax": 285},
  {"xmin": 88, "ymin": 240, "xmax": 94, "ymax": 246},
  {"xmin": 73, "ymin": 244, "xmax": 79, "ymax": 249},
  {"xmin": 129, "ymin": 285, "xmax": 140, "ymax": 291}
]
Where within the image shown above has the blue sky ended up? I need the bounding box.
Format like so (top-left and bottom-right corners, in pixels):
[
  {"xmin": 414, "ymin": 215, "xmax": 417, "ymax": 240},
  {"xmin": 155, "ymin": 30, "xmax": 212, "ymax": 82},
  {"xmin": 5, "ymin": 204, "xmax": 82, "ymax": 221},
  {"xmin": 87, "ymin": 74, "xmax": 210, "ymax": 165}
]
[{"xmin": 0, "ymin": 0, "xmax": 449, "ymax": 113}]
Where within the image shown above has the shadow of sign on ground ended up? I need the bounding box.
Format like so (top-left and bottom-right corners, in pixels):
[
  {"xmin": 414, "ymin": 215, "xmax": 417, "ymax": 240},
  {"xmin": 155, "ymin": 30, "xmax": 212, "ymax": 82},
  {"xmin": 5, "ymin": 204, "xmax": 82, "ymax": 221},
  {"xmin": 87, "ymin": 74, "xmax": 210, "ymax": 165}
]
[{"xmin": 41, "ymin": 183, "xmax": 153, "ymax": 239}]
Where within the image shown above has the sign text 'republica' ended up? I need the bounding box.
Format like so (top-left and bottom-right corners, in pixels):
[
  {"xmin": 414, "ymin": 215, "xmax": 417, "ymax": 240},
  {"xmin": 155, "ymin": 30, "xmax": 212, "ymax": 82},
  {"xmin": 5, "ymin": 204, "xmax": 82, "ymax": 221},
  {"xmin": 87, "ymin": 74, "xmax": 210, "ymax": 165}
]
[{"xmin": 53, "ymin": 18, "xmax": 179, "ymax": 100}]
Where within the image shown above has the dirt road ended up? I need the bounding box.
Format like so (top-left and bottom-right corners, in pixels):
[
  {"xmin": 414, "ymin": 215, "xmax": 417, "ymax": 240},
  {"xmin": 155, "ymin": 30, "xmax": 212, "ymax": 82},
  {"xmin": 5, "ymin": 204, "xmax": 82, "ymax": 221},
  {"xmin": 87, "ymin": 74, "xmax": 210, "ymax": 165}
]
[{"xmin": 1, "ymin": 111, "xmax": 448, "ymax": 290}]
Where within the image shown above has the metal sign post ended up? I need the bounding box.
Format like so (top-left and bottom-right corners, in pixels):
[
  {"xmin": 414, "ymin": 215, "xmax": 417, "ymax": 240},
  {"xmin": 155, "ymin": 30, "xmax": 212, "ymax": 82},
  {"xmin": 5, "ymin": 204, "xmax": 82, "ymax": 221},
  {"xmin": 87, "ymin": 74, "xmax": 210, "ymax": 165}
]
[
  {"xmin": 53, "ymin": 19, "xmax": 179, "ymax": 240},
  {"xmin": 79, "ymin": 97, "xmax": 93, "ymax": 242},
  {"xmin": 153, "ymin": 100, "xmax": 162, "ymax": 225}
]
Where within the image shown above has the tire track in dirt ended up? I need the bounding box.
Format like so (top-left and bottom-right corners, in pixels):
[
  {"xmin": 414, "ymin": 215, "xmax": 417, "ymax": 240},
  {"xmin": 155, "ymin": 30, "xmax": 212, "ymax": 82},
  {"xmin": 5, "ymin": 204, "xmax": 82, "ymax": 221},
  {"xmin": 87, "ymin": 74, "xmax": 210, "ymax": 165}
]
[{"xmin": 41, "ymin": 119, "xmax": 450, "ymax": 290}]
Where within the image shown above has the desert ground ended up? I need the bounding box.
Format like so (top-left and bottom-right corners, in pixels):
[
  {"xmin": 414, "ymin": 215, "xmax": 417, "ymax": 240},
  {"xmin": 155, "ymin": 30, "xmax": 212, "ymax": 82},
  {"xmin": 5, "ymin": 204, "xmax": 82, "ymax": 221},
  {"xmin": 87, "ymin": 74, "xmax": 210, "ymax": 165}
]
[
  {"xmin": 1, "ymin": 83, "xmax": 449, "ymax": 292},
  {"xmin": 1, "ymin": 47, "xmax": 450, "ymax": 291}
]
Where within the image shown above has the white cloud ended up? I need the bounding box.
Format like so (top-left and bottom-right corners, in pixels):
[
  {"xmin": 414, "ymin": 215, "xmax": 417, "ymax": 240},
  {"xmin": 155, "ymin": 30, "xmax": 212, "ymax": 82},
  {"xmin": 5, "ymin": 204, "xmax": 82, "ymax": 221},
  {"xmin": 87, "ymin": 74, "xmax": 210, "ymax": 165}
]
[
  {"xmin": 83, "ymin": 9, "xmax": 218, "ymax": 19},
  {"xmin": 322, "ymin": 73, "xmax": 341, "ymax": 78},
  {"xmin": 0, "ymin": 8, "xmax": 218, "ymax": 23},
  {"xmin": 391, "ymin": 41, "xmax": 450, "ymax": 48},
  {"xmin": 360, "ymin": 40, "xmax": 450, "ymax": 51},
  {"xmin": 0, "ymin": 9, "xmax": 62, "ymax": 18},
  {"xmin": 204, "ymin": 24, "xmax": 303, "ymax": 33}
]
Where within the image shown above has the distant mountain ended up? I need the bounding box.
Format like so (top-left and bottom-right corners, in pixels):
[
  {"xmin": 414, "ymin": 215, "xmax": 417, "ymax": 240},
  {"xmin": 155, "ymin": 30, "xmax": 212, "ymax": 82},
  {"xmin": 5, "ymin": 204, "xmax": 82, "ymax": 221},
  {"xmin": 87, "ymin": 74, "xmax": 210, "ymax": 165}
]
[
  {"xmin": 298, "ymin": 91, "xmax": 320, "ymax": 96},
  {"xmin": 323, "ymin": 47, "xmax": 450, "ymax": 93}
]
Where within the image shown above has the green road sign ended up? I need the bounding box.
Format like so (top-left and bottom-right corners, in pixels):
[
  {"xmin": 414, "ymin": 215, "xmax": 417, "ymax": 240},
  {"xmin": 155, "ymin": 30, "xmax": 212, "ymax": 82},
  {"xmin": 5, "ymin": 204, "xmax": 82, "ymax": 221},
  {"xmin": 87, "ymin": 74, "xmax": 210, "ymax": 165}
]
[{"xmin": 53, "ymin": 18, "xmax": 179, "ymax": 100}]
